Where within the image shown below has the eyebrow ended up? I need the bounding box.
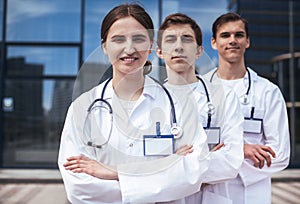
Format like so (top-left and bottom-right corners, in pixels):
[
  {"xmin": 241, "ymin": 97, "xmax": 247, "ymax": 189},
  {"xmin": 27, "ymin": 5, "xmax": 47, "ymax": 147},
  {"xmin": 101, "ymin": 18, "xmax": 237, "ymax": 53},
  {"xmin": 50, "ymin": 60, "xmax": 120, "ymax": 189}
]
[
  {"xmin": 110, "ymin": 33, "xmax": 148, "ymax": 39},
  {"xmin": 220, "ymin": 31, "xmax": 246, "ymax": 35},
  {"xmin": 182, "ymin": 34, "xmax": 194, "ymax": 38},
  {"xmin": 132, "ymin": 34, "xmax": 148, "ymax": 38},
  {"xmin": 164, "ymin": 34, "xmax": 176, "ymax": 38}
]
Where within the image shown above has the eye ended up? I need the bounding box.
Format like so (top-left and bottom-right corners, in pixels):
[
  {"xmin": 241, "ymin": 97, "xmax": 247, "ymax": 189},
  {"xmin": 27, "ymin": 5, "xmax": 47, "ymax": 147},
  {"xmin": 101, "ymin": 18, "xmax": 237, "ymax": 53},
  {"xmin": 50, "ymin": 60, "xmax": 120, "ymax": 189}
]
[
  {"xmin": 164, "ymin": 36, "xmax": 176, "ymax": 43},
  {"xmin": 220, "ymin": 32, "xmax": 230, "ymax": 38},
  {"xmin": 181, "ymin": 35, "xmax": 194, "ymax": 43},
  {"xmin": 235, "ymin": 32, "xmax": 246, "ymax": 38},
  {"xmin": 111, "ymin": 36, "xmax": 126, "ymax": 43},
  {"xmin": 132, "ymin": 35, "xmax": 147, "ymax": 43}
]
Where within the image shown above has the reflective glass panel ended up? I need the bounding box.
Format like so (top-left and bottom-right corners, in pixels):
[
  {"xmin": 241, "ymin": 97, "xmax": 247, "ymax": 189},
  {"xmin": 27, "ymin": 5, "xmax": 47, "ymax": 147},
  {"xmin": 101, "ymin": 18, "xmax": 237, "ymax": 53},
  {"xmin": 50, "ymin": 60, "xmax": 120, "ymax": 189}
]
[
  {"xmin": 7, "ymin": 46, "xmax": 79, "ymax": 76},
  {"xmin": 3, "ymin": 78, "xmax": 74, "ymax": 167},
  {"xmin": 6, "ymin": 0, "xmax": 81, "ymax": 42},
  {"xmin": 0, "ymin": 0, "xmax": 3, "ymax": 40}
]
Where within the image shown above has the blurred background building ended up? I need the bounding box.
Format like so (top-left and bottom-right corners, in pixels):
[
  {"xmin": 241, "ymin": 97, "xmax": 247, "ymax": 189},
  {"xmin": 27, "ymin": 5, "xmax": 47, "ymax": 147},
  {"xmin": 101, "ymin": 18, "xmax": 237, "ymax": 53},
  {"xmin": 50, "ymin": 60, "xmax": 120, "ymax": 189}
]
[{"xmin": 0, "ymin": 0, "xmax": 299, "ymax": 169}]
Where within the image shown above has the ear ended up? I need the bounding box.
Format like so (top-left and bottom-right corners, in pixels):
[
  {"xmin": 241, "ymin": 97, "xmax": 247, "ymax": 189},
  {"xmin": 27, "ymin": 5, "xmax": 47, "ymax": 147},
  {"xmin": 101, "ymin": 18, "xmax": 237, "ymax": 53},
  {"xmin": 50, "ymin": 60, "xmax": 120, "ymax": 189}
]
[
  {"xmin": 246, "ymin": 37, "xmax": 250, "ymax": 49},
  {"xmin": 148, "ymin": 42, "xmax": 153, "ymax": 54},
  {"xmin": 211, "ymin": 37, "xmax": 217, "ymax": 50},
  {"xmin": 196, "ymin": 45, "xmax": 203, "ymax": 58},
  {"xmin": 102, "ymin": 43, "xmax": 107, "ymax": 55},
  {"xmin": 156, "ymin": 46, "xmax": 164, "ymax": 59}
]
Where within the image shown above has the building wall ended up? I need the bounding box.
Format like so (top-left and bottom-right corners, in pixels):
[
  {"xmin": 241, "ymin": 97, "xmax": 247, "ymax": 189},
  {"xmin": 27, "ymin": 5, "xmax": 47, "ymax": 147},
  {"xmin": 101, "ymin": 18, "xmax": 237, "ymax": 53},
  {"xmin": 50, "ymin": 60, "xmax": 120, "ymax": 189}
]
[{"xmin": 0, "ymin": 0, "xmax": 299, "ymax": 168}]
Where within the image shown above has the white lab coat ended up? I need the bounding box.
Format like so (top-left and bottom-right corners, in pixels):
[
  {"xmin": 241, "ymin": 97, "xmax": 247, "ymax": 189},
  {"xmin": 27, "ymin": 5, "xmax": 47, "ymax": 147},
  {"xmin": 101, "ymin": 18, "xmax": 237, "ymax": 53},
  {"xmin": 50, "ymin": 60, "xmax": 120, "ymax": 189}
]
[
  {"xmin": 205, "ymin": 68, "xmax": 290, "ymax": 204},
  {"xmin": 166, "ymin": 77, "xmax": 244, "ymax": 204},
  {"xmin": 58, "ymin": 76, "xmax": 210, "ymax": 204}
]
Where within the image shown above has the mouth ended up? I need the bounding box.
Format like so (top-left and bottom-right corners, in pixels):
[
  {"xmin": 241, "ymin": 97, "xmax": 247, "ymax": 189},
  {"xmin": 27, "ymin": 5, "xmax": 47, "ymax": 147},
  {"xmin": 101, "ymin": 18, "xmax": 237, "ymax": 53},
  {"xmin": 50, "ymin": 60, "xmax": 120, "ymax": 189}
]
[
  {"xmin": 171, "ymin": 55, "xmax": 187, "ymax": 60},
  {"xmin": 226, "ymin": 47, "xmax": 240, "ymax": 50},
  {"xmin": 120, "ymin": 56, "xmax": 138, "ymax": 63}
]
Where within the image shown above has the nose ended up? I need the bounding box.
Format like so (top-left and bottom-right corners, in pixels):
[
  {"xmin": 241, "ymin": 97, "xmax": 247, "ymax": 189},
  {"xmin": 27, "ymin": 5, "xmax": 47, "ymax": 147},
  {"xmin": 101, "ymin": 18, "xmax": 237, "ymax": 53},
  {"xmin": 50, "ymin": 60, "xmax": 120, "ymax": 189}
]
[
  {"xmin": 175, "ymin": 38, "xmax": 183, "ymax": 53},
  {"xmin": 124, "ymin": 40, "xmax": 136, "ymax": 55},
  {"xmin": 229, "ymin": 34, "xmax": 237, "ymax": 44}
]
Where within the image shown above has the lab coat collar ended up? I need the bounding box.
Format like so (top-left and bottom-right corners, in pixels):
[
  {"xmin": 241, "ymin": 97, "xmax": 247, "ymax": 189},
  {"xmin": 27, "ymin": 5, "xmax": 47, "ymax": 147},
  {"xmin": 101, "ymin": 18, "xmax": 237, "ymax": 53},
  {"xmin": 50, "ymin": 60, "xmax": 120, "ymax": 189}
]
[
  {"xmin": 94, "ymin": 76, "xmax": 160, "ymax": 123},
  {"xmin": 94, "ymin": 76, "xmax": 159, "ymax": 101},
  {"xmin": 233, "ymin": 67, "xmax": 258, "ymax": 98},
  {"xmin": 247, "ymin": 67, "xmax": 258, "ymax": 82},
  {"xmin": 163, "ymin": 77, "xmax": 207, "ymax": 106},
  {"xmin": 194, "ymin": 75, "xmax": 210, "ymax": 103}
]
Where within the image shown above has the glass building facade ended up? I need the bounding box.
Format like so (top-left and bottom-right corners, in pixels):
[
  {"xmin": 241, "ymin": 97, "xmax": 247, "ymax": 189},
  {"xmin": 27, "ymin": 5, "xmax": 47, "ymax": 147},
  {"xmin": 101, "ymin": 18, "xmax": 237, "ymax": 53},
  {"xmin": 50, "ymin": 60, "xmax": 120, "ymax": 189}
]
[{"xmin": 0, "ymin": 0, "xmax": 299, "ymax": 168}]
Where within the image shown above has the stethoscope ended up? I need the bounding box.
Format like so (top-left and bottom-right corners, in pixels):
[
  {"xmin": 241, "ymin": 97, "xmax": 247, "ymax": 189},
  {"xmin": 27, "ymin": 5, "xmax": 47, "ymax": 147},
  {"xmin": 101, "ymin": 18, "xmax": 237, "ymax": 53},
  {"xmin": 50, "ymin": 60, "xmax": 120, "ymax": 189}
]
[
  {"xmin": 165, "ymin": 76, "xmax": 215, "ymax": 129},
  {"xmin": 210, "ymin": 68, "xmax": 251, "ymax": 105},
  {"xmin": 84, "ymin": 76, "xmax": 183, "ymax": 149},
  {"xmin": 196, "ymin": 76, "xmax": 215, "ymax": 128}
]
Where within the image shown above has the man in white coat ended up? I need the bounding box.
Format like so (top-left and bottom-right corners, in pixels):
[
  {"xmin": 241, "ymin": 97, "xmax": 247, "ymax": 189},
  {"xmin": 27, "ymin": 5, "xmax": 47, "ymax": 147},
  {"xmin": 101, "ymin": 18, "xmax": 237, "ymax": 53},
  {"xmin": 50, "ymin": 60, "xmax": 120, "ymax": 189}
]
[
  {"xmin": 156, "ymin": 13, "xmax": 244, "ymax": 204},
  {"xmin": 204, "ymin": 12, "xmax": 290, "ymax": 204}
]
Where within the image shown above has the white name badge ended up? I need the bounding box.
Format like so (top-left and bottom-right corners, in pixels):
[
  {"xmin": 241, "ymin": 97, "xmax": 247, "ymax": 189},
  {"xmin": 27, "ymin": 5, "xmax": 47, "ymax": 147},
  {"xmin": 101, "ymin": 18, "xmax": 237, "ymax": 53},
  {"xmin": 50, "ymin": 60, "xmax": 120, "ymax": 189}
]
[
  {"xmin": 143, "ymin": 135, "xmax": 174, "ymax": 156},
  {"xmin": 244, "ymin": 118, "xmax": 263, "ymax": 134},
  {"xmin": 204, "ymin": 127, "xmax": 220, "ymax": 150}
]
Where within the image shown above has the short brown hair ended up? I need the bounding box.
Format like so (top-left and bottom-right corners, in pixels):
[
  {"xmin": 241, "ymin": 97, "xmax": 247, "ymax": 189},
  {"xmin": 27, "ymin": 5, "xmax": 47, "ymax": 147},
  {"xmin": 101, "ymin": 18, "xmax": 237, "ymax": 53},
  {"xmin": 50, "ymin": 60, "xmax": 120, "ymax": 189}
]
[
  {"xmin": 157, "ymin": 13, "xmax": 202, "ymax": 48},
  {"xmin": 212, "ymin": 12, "xmax": 249, "ymax": 39}
]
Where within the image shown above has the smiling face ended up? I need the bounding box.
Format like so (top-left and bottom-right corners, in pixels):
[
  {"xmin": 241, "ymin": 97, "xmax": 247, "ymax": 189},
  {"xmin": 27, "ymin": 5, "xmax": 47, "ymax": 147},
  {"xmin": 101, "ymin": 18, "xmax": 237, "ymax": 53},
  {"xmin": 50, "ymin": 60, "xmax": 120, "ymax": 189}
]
[
  {"xmin": 211, "ymin": 20, "xmax": 250, "ymax": 65},
  {"xmin": 157, "ymin": 24, "xmax": 202, "ymax": 74},
  {"xmin": 102, "ymin": 16, "xmax": 152, "ymax": 77}
]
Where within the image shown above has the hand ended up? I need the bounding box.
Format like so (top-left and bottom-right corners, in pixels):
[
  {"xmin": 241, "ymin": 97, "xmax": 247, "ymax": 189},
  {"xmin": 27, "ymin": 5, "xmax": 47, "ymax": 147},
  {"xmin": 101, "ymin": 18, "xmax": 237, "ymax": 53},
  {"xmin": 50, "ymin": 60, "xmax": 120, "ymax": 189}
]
[
  {"xmin": 175, "ymin": 144, "xmax": 193, "ymax": 156},
  {"xmin": 63, "ymin": 155, "xmax": 118, "ymax": 180},
  {"xmin": 244, "ymin": 144, "xmax": 276, "ymax": 168},
  {"xmin": 210, "ymin": 141, "xmax": 225, "ymax": 152},
  {"xmin": 200, "ymin": 183, "xmax": 209, "ymax": 190}
]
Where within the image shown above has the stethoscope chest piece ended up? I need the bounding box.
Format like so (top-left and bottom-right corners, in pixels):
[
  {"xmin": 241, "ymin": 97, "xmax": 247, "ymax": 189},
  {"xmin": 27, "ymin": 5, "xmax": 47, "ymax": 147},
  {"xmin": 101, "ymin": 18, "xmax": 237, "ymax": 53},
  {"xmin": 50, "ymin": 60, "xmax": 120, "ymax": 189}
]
[
  {"xmin": 207, "ymin": 102, "xmax": 215, "ymax": 115},
  {"xmin": 241, "ymin": 94, "xmax": 250, "ymax": 105},
  {"xmin": 171, "ymin": 125, "xmax": 183, "ymax": 139}
]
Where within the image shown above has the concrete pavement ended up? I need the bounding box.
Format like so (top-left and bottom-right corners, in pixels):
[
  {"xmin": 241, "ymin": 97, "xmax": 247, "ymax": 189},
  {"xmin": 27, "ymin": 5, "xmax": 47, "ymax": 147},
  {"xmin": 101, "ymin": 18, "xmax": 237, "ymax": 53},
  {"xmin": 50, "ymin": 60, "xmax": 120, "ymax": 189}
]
[{"xmin": 0, "ymin": 168, "xmax": 299, "ymax": 204}]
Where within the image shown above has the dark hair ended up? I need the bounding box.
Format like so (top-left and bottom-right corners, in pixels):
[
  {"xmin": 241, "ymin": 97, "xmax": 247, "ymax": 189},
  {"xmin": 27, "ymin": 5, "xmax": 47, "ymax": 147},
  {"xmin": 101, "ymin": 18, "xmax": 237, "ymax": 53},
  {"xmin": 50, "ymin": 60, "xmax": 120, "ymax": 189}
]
[
  {"xmin": 157, "ymin": 13, "xmax": 202, "ymax": 48},
  {"xmin": 101, "ymin": 3, "xmax": 154, "ymax": 44},
  {"xmin": 212, "ymin": 12, "xmax": 249, "ymax": 39}
]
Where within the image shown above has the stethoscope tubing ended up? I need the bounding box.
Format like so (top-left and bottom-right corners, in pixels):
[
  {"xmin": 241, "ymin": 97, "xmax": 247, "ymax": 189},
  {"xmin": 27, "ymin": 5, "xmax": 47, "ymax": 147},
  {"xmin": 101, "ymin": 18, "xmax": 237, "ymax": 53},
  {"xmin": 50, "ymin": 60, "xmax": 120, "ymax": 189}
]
[
  {"xmin": 209, "ymin": 67, "xmax": 251, "ymax": 105},
  {"xmin": 196, "ymin": 76, "xmax": 213, "ymax": 128},
  {"xmin": 86, "ymin": 76, "xmax": 181, "ymax": 146}
]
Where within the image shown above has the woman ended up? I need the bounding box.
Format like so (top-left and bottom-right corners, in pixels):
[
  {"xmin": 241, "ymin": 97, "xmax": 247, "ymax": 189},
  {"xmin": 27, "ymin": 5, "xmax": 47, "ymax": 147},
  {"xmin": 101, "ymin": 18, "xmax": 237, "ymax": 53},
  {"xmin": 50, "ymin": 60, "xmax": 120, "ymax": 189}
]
[{"xmin": 58, "ymin": 4, "xmax": 209, "ymax": 203}]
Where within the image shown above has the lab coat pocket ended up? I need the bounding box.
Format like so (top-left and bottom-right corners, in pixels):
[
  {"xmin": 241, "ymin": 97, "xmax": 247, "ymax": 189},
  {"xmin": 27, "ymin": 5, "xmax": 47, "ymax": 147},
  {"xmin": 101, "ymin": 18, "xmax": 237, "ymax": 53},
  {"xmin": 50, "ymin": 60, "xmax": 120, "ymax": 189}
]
[{"xmin": 202, "ymin": 190, "xmax": 232, "ymax": 204}]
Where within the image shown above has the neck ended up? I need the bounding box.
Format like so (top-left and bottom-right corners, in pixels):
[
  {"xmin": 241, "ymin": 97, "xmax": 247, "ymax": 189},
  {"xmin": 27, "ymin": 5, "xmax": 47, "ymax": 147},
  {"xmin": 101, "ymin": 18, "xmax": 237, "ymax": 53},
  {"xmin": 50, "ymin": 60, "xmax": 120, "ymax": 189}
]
[
  {"xmin": 166, "ymin": 66, "xmax": 198, "ymax": 85},
  {"xmin": 217, "ymin": 60, "xmax": 247, "ymax": 80},
  {"xmin": 112, "ymin": 72, "xmax": 144, "ymax": 101}
]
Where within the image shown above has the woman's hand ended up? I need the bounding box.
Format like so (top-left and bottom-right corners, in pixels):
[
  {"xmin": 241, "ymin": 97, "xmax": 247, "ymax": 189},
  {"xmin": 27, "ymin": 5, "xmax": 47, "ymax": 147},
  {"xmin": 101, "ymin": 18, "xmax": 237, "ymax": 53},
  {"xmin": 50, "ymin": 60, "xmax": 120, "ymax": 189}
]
[
  {"xmin": 210, "ymin": 141, "xmax": 225, "ymax": 152},
  {"xmin": 175, "ymin": 144, "xmax": 193, "ymax": 156},
  {"xmin": 64, "ymin": 155, "xmax": 118, "ymax": 180}
]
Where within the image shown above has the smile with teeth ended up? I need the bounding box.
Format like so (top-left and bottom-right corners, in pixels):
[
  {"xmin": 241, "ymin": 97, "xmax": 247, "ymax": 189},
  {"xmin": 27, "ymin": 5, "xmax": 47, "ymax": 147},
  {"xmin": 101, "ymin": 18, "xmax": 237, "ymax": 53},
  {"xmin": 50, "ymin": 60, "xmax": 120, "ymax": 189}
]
[{"xmin": 121, "ymin": 57, "xmax": 138, "ymax": 63}]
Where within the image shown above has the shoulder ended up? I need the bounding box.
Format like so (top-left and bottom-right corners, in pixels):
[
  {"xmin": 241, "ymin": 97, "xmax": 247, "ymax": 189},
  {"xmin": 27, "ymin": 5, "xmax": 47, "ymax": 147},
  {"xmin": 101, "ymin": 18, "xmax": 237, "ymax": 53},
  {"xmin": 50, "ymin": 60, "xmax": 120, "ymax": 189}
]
[
  {"xmin": 203, "ymin": 68, "xmax": 218, "ymax": 81},
  {"xmin": 72, "ymin": 80, "xmax": 108, "ymax": 109},
  {"xmin": 249, "ymin": 68, "xmax": 281, "ymax": 93}
]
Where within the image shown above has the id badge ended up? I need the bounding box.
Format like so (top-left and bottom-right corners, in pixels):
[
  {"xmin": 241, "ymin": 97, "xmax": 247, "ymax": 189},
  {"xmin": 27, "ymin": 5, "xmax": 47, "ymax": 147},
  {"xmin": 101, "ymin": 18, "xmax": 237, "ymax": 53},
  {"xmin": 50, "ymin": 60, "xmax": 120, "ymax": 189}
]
[
  {"xmin": 244, "ymin": 117, "xmax": 263, "ymax": 134},
  {"xmin": 143, "ymin": 135, "xmax": 174, "ymax": 156},
  {"xmin": 204, "ymin": 127, "xmax": 220, "ymax": 150}
]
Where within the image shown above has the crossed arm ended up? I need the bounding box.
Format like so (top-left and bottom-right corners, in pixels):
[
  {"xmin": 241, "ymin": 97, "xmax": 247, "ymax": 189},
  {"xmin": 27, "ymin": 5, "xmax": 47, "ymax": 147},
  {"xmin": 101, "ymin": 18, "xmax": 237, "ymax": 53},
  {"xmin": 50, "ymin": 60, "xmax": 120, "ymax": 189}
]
[{"xmin": 63, "ymin": 144, "xmax": 195, "ymax": 180}]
